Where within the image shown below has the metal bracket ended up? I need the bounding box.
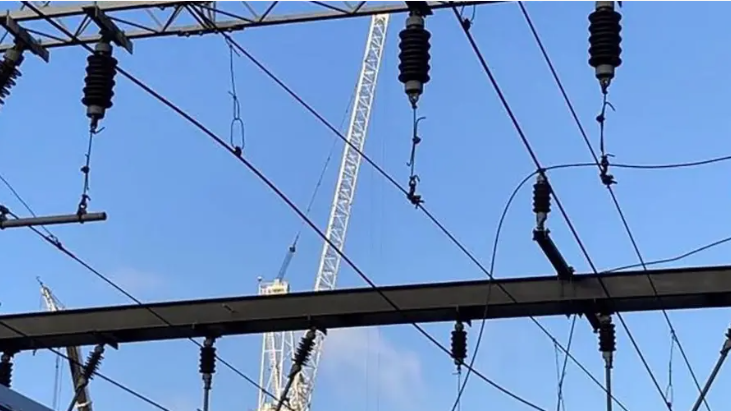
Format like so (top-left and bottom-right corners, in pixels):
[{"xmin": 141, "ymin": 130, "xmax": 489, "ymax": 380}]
[
  {"xmin": 81, "ymin": 6, "xmax": 133, "ymax": 54},
  {"xmin": 533, "ymin": 229, "xmax": 574, "ymax": 280},
  {"xmin": 0, "ymin": 212, "xmax": 106, "ymax": 230},
  {"xmin": 405, "ymin": 1, "xmax": 433, "ymax": 16},
  {"xmin": 0, "ymin": 15, "xmax": 49, "ymax": 62},
  {"xmin": 533, "ymin": 228, "xmax": 603, "ymax": 331}
]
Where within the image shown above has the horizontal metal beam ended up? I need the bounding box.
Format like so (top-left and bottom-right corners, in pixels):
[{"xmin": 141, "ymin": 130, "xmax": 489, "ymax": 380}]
[
  {"xmin": 0, "ymin": 265, "xmax": 730, "ymax": 351},
  {"xmin": 0, "ymin": 211, "xmax": 106, "ymax": 229},
  {"xmin": 0, "ymin": 1, "xmax": 495, "ymax": 51}
]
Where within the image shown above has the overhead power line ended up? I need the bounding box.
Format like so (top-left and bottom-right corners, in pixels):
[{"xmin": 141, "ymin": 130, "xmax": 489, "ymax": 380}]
[
  {"xmin": 20, "ymin": 3, "xmax": 545, "ymax": 410},
  {"xmin": 449, "ymin": 4, "xmax": 672, "ymax": 409},
  {"xmin": 516, "ymin": 3, "xmax": 709, "ymax": 409}
]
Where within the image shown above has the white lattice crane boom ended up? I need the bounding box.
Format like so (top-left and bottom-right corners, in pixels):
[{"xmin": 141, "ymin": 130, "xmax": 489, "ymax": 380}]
[
  {"xmin": 256, "ymin": 13, "xmax": 389, "ymax": 411},
  {"xmin": 38, "ymin": 280, "xmax": 93, "ymax": 411}
]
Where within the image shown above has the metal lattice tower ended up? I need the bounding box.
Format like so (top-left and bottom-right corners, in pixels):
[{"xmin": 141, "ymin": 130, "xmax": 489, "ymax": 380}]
[{"xmin": 256, "ymin": 13, "xmax": 389, "ymax": 411}]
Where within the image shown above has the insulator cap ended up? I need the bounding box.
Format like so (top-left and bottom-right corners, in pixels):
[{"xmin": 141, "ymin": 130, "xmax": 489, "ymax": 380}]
[
  {"xmin": 532, "ymin": 177, "xmax": 551, "ymax": 214},
  {"xmin": 588, "ymin": 3, "xmax": 623, "ymax": 84}
]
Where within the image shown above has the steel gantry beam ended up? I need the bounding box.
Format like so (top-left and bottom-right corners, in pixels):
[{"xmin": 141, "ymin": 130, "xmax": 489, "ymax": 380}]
[
  {"xmin": 1, "ymin": 265, "xmax": 731, "ymax": 351},
  {"xmin": 0, "ymin": 1, "xmax": 495, "ymax": 52}
]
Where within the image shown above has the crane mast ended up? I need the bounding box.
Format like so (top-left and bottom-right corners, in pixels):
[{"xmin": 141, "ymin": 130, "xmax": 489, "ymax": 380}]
[
  {"xmin": 38, "ymin": 281, "xmax": 92, "ymax": 411},
  {"xmin": 256, "ymin": 13, "xmax": 389, "ymax": 411}
]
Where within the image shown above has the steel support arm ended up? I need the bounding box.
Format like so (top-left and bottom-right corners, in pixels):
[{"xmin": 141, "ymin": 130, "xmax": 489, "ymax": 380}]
[
  {"xmin": 0, "ymin": 1, "xmax": 494, "ymax": 51},
  {"xmin": 1, "ymin": 265, "xmax": 731, "ymax": 351}
]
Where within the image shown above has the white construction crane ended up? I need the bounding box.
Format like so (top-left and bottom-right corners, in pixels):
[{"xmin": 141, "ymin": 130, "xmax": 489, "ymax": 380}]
[
  {"xmin": 38, "ymin": 280, "xmax": 92, "ymax": 411},
  {"xmin": 256, "ymin": 13, "xmax": 389, "ymax": 411}
]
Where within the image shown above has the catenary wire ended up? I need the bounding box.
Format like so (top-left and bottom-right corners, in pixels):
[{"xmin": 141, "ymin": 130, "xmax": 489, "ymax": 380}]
[
  {"xmin": 183, "ymin": 6, "xmax": 544, "ymax": 409},
  {"xmin": 22, "ymin": 4, "xmax": 545, "ymax": 409},
  {"xmin": 0, "ymin": 283, "xmax": 173, "ymax": 411},
  {"xmin": 605, "ymin": 236, "xmax": 731, "ymax": 273},
  {"xmin": 451, "ymin": 163, "xmax": 632, "ymax": 411},
  {"xmin": 183, "ymin": 13, "xmax": 724, "ymax": 410},
  {"xmin": 0, "ymin": 200, "xmax": 295, "ymax": 411},
  {"xmin": 0, "ymin": 170, "xmax": 296, "ymax": 410},
  {"xmin": 25, "ymin": 3, "xmax": 729, "ymax": 408},
  {"xmin": 555, "ymin": 315, "xmax": 576, "ymax": 411},
  {"xmin": 517, "ymin": 4, "xmax": 709, "ymax": 408},
  {"xmin": 29, "ymin": 4, "xmax": 719, "ymax": 409},
  {"xmin": 449, "ymin": 152, "xmax": 731, "ymax": 409},
  {"xmin": 449, "ymin": 4, "xmax": 675, "ymax": 407},
  {"xmin": 175, "ymin": 9, "xmax": 619, "ymax": 407}
]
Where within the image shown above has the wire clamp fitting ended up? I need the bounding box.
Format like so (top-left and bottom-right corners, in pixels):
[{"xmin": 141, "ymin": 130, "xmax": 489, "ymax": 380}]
[
  {"xmin": 600, "ymin": 154, "xmax": 616, "ymax": 186},
  {"xmin": 407, "ymin": 175, "xmax": 423, "ymax": 207}
]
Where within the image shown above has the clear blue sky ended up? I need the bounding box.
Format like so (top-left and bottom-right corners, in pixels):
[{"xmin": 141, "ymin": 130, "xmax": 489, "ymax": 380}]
[{"xmin": 1, "ymin": 1, "xmax": 730, "ymax": 411}]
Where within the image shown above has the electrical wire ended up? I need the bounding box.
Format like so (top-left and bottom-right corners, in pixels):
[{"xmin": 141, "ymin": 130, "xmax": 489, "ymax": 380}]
[
  {"xmin": 176, "ymin": 10, "xmax": 607, "ymax": 408},
  {"xmin": 450, "ymin": 163, "xmax": 631, "ymax": 411},
  {"xmin": 449, "ymin": 153, "xmax": 731, "ymax": 410},
  {"xmin": 21, "ymin": 4, "xmax": 544, "ymax": 410},
  {"xmin": 23, "ymin": 4, "xmax": 731, "ymax": 409},
  {"xmin": 517, "ymin": 5, "xmax": 710, "ymax": 408},
  {"xmin": 0, "ymin": 289, "xmax": 172, "ymax": 411},
  {"xmin": 0, "ymin": 173, "xmax": 55, "ymax": 239},
  {"xmin": 286, "ymin": 91, "xmax": 355, "ymax": 258},
  {"xmin": 0, "ymin": 196, "xmax": 294, "ymax": 411},
  {"xmin": 184, "ymin": 13, "xmax": 730, "ymax": 411},
  {"xmin": 605, "ymin": 236, "xmax": 731, "ymax": 273},
  {"xmin": 555, "ymin": 316, "xmax": 576, "ymax": 411},
  {"xmin": 451, "ymin": 5, "xmax": 675, "ymax": 408}
]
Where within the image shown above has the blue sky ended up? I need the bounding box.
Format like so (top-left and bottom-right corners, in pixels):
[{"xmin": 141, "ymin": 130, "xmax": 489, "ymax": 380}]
[{"xmin": 1, "ymin": 1, "xmax": 731, "ymax": 411}]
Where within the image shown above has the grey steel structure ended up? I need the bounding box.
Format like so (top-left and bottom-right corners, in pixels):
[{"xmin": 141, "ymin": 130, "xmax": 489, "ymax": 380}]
[
  {"xmin": 0, "ymin": 265, "xmax": 730, "ymax": 352},
  {"xmin": 0, "ymin": 1, "xmax": 490, "ymax": 52}
]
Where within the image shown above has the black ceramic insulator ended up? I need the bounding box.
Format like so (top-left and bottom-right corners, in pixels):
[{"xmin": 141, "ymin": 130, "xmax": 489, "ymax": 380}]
[
  {"xmin": 588, "ymin": 6, "xmax": 623, "ymax": 74},
  {"xmin": 200, "ymin": 345, "xmax": 217, "ymax": 375},
  {"xmin": 398, "ymin": 26, "xmax": 431, "ymax": 87},
  {"xmin": 294, "ymin": 333, "xmax": 316, "ymax": 366},
  {"xmin": 599, "ymin": 321, "xmax": 616, "ymax": 353},
  {"xmin": 82, "ymin": 49, "xmax": 118, "ymax": 115},
  {"xmin": 533, "ymin": 178, "xmax": 551, "ymax": 214},
  {"xmin": 451, "ymin": 322, "xmax": 467, "ymax": 366},
  {"xmin": 0, "ymin": 54, "xmax": 23, "ymax": 107},
  {"xmin": 0, "ymin": 357, "xmax": 12, "ymax": 387}
]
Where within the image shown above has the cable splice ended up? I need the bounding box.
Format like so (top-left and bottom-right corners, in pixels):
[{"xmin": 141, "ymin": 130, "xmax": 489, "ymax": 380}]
[
  {"xmin": 588, "ymin": 1, "xmax": 623, "ymax": 93},
  {"xmin": 533, "ymin": 173, "xmax": 551, "ymax": 230},
  {"xmin": 0, "ymin": 352, "xmax": 14, "ymax": 387},
  {"xmin": 451, "ymin": 321, "xmax": 467, "ymax": 371},
  {"xmin": 82, "ymin": 39, "xmax": 118, "ymax": 132},
  {"xmin": 0, "ymin": 44, "xmax": 24, "ymax": 109}
]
